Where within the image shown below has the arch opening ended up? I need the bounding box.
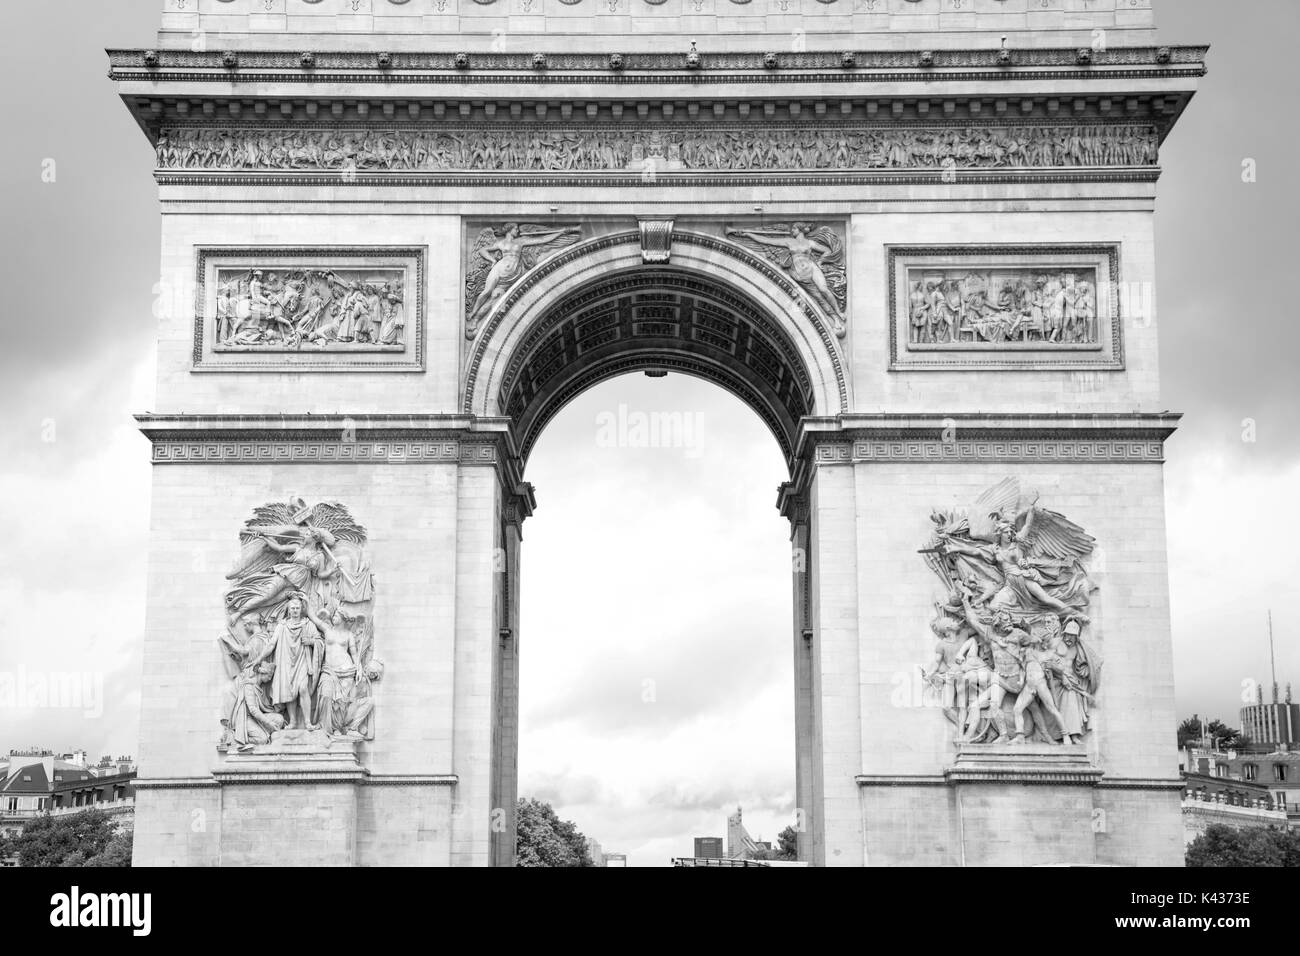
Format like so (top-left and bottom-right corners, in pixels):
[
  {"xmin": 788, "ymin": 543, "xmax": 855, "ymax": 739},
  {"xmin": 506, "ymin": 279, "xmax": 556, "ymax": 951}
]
[
  {"xmin": 464, "ymin": 229, "xmax": 850, "ymax": 476},
  {"xmin": 502, "ymin": 267, "xmax": 815, "ymax": 466},
  {"xmin": 517, "ymin": 372, "xmax": 798, "ymax": 864}
]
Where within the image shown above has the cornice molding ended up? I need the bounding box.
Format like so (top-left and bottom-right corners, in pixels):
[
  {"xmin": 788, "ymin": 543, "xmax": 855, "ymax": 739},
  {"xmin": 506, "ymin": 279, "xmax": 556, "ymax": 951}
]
[
  {"xmin": 131, "ymin": 776, "xmax": 220, "ymax": 790},
  {"xmin": 136, "ymin": 413, "xmax": 520, "ymax": 468},
  {"xmin": 108, "ymin": 45, "xmax": 1209, "ymax": 77},
  {"xmin": 794, "ymin": 412, "xmax": 1179, "ymax": 463},
  {"xmin": 211, "ymin": 769, "xmax": 370, "ymax": 784},
  {"xmin": 1098, "ymin": 777, "xmax": 1186, "ymax": 792},
  {"xmin": 362, "ymin": 774, "xmax": 459, "ymax": 787}
]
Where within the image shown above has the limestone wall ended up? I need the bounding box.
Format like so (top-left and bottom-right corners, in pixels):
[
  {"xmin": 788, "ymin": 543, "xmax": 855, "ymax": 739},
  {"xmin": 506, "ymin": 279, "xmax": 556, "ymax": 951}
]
[{"xmin": 156, "ymin": 0, "xmax": 1157, "ymax": 50}]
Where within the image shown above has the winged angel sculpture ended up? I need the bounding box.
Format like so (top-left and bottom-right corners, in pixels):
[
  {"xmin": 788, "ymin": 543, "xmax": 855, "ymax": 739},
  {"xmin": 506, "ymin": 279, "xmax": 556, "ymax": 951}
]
[
  {"xmin": 725, "ymin": 223, "xmax": 848, "ymax": 337},
  {"xmin": 464, "ymin": 223, "xmax": 582, "ymax": 339},
  {"xmin": 217, "ymin": 499, "xmax": 384, "ymax": 751},
  {"xmin": 918, "ymin": 478, "xmax": 1102, "ymax": 746}
]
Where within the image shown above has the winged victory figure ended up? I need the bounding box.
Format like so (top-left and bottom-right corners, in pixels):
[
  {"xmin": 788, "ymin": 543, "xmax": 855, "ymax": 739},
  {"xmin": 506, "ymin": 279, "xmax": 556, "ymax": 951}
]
[
  {"xmin": 464, "ymin": 223, "xmax": 582, "ymax": 339},
  {"xmin": 724, "ymin": 222, "xmax": 848, "ymax": 336},
  {"xmin": 223, "ymin": 498, "xmax": 371, "ymax": 626},
  {"xmin": 918, "ymin": 478, "xmax": 1102, "ymax": 746}
]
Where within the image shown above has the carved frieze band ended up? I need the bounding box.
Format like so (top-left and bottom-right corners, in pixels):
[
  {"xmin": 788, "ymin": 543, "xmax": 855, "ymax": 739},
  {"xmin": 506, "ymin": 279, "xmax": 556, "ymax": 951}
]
[
  {"xmin": 151, "ymin": 441, "xmax": 500, "ymax": 464},
  {"xmin": 156, "ymin": 124, "xmax": 1158, "ymax": 175},
  {"xmin": 813, "ymin": 439, "xmax": 1165, "ymax": 464}
]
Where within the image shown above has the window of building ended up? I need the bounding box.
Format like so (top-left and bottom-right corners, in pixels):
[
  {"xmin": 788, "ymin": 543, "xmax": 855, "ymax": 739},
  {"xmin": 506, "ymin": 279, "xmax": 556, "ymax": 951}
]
[
  {"xmin": 1275, "ymin": 764, "xmax": 1288, "ymax": 782},
  {"xmin": 1244, "ymin": 763, "xmax": 1258, "ymax": 781},
  {"xmin": 1215, "ymin": 762, "xmax": 1229, "ymax": 777},
  {"xmin": 1277, "ymin": 791, "xmax": 1289, "ymax": 810},
  {"xmin": 4, "ymin": 798, "xmax": 17, "ymax": 812}
]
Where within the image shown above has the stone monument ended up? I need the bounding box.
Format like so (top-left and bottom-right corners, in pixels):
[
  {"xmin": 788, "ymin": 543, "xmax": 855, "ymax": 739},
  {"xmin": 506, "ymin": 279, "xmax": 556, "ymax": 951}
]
[{"xmin": 113, "ymin": 0, "xmax": 1203, "ymax": 866}]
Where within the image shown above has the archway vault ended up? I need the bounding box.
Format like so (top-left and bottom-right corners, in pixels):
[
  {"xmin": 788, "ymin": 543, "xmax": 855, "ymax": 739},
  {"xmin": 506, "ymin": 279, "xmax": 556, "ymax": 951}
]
[{"xmin": 463, "ymin": 229, "xmax": 850, "ymax": 470}]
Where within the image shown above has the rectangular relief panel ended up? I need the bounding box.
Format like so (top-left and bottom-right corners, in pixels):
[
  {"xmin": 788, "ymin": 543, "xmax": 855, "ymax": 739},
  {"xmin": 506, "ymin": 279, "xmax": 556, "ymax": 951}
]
[
  {"xmin": 888, "ymin": 245, "xmax": 1123, "ymax": 372},
  {"xmin": 192, "ymin": 247, "xmax": 426, "ymax": 372}
]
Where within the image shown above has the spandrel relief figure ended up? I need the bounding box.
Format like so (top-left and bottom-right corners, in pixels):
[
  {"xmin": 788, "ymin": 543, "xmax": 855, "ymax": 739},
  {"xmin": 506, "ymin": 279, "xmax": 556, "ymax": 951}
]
[
  {"xmin": 219, "ymin": 499, "xmax": 385, "ymax": 749},
  {"xmin": 464, "ymin": 223, "xmax": 582, "ymax": 338},
  {"xmin": 919, "ymin": 478, "xmax": 1101, "ymax": 746},
  {"xmin": 725, "ymin": 223, "xmax": 848, "ymax": 336}
]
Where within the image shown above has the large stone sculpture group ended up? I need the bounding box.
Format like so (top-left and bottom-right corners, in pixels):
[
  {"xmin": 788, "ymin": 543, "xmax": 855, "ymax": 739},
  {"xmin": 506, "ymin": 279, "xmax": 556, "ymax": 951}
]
[
  {"xmin": 920, "ymin": 478, "xmax": 1102, "ymax": 746},
  {"xmin": 218, "ymin": 499, "xmax": 384, "ymax": 751}
]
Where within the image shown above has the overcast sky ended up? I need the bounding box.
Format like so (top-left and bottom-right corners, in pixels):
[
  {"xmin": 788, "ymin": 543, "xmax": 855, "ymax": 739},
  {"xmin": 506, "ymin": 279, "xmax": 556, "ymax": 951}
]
[{"xmin": 0, "ymin": 1, "xmax": 1296, "ymax": 866}]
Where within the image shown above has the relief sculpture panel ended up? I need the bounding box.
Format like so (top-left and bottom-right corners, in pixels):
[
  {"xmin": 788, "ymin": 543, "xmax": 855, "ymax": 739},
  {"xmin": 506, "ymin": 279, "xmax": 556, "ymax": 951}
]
[
  {"xmin": 919, "ymin": 479, "xmax": 1102, "ymax": 748},
  {"xmin": 193, "ymin": 247, "xmax": 425, "ymax": 371},
  {"xmin": 219, "ymin": 499, "xmax": 384, "ymax": 753},
  {"xmin": 156, "ymin": 124, "xmax": 1159, "ymax": 175},
  {"xmin": 889, "ymin": 246, "xmax": 1122, "ymax": 371}
]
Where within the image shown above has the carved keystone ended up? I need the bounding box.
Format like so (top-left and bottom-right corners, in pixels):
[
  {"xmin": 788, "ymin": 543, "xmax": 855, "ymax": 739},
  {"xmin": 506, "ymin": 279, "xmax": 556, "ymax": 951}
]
[{"xmin": 638, "ymin": 220, "xmax": 675, "ymax": 264}]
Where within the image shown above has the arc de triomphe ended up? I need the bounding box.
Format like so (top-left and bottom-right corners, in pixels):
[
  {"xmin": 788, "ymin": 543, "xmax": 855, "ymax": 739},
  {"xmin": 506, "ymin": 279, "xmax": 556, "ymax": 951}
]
[{"xmin": 113, "ymin": 0, "xmax": 1202, "ymax": 866}]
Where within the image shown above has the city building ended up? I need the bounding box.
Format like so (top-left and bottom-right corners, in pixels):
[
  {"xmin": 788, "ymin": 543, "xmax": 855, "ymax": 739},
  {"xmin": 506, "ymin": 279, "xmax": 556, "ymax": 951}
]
[
  {"xmin": 586, "ymin": 836, "xmax": 603, "ymax": 866},
  {"xmin": 1181, "ymin": 745, "xmax": 1297, "ymax": 836},
  {"xmin": 1241, "ymin": 685, "xmax": 1300, "ymax": 752},
  {"xmin": 726, "ymin": 806, "xmax": 765, "ymax": 861},
  {"xmin": 1181, "ymin": 767, "xmax": 1286, "ymax": 847},
  {"xmin": 693, "ymin": 837, "xmax": 723, "ymax": 860},
  {"xmin": 1, "ymin": 749, "xmax": 137, "ymax": 842},
  {"xmin": 603, "ymin": 853, "xmax": 627, "ymax": 868}
]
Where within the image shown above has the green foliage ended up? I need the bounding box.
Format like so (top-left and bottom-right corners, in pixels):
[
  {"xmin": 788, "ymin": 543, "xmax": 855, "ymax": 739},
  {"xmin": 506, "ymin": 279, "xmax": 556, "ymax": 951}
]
[
  {"xmin": 5, "ymin": 810, "xmax": 132, "ymax": 868},
  {"xmin": 1178, "ymin": 717, "xmax": 1245, "ymax": 750},
  {"xmin": 86, "ymin": 830, "xmax": 134, "ymax": 868},
  {"xmin": 775, "ymin": 825, "xmax": 799, "ymax": 861},
  {"xmin": 1186, "ymin": 825, "xmax": 1300, "ymax": 867},
  {"xmin": 741, "ymin": 826, "xmax": 800, "ymax": 862},
  {"xmin": 514, "ymin": 798, "xmax": 595, "ymax": 867}
]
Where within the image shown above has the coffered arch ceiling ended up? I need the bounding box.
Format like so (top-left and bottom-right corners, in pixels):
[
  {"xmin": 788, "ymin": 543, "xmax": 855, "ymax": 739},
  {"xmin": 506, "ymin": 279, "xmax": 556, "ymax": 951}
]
[{"xmin": 499, "ymin": 268, "xmax": 817, "ymax": 467}]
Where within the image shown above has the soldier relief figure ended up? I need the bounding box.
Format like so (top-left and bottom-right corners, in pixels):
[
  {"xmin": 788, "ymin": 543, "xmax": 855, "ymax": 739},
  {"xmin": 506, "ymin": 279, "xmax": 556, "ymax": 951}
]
[
  {"xmin": 214, "ymin": 267, "xmax": 406, "ymax": 351},
  {"xmin": 218, "ymin": 499, "xmax": 383, "ymax": 751},
  {"xmin": 919, "ymin": 478, "xmax": 1102, "ymax": 746}
]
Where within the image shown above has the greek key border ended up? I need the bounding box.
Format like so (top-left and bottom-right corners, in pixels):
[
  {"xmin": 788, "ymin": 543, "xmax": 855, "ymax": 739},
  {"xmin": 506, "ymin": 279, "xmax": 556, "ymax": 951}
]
[
  {"xmin": 814, "ymin": 438, "xmax": 1165, "ymax": 464},
  {"xmin": 151, "ymin": 440, "xmax": 499, "ymax": 464}
]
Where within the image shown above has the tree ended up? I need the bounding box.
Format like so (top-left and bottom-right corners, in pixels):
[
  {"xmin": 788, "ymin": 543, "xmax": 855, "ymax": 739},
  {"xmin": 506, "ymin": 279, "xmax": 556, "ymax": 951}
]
[
  {"xmin": 1177, "ymin": 717, "xmax": 1245, "ymax": 751},
  {"xmin": 1186, "ymin": 825, "xmax": 1300, "ymax": 867},
  {"xmin": 514, "ymin": 798, "xmax": 595, "ymax": 867},
  {"xmin": 1177, "ymin": 717, "xmax": 1203, "ymax": 749},
  {"xmin": 6, "ymin": 810, "xmax": 124, "ymax": 868},
  {"xmin": 87, "ymin": 830, "xmax": 133, "ymax": 867},
  {"xmin": 1207, "ymin": 720, "xmax": 1245, "ymax": 750},
  {"xmin": 775, "ymin": 825, "xmax": 799, "ymax": 861}
]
